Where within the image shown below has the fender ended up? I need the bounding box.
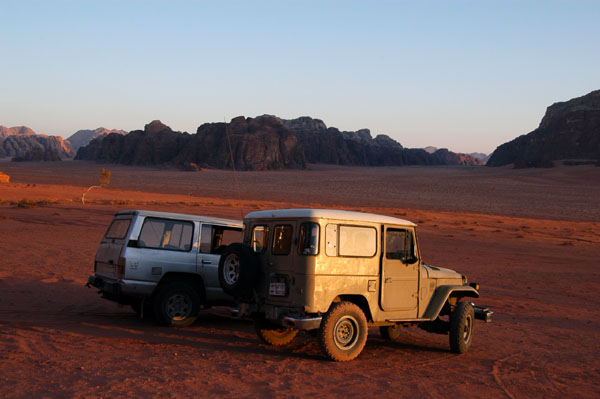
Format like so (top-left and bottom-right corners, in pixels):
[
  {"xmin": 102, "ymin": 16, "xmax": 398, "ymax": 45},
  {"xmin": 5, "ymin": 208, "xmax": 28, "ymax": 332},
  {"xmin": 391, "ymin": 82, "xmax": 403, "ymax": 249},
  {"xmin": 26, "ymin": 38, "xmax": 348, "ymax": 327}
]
[{"xmin": 422, "ymin": 285, "xmax": 479, "ymax": 320}]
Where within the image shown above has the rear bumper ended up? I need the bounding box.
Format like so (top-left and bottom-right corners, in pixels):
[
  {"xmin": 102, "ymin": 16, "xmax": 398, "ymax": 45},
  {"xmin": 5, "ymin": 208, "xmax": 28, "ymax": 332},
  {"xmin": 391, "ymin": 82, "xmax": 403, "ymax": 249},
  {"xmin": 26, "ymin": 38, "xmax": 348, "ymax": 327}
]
[
  {"xmin": 281, "ymin": 316, "xmax": 322, "ymax": 330},
  {"xmin": 87, "ymin": 275, "xmax": 156, "ymax": 299}
]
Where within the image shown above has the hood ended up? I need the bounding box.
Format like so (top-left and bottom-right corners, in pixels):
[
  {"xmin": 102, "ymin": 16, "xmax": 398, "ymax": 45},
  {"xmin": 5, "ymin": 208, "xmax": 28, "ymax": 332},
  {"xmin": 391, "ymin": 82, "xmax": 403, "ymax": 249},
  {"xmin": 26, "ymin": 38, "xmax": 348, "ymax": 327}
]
[{"xmin": 422, "ymin": 264, "xmax": 464, "ymax": 280}]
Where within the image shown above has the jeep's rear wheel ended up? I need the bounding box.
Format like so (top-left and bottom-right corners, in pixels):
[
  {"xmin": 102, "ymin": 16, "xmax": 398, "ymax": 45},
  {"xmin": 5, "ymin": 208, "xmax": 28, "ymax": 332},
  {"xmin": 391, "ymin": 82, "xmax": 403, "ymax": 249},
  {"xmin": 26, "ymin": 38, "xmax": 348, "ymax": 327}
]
[
  {"xmin": 153, "ymin": 281, "xmax": 201, "ymax": 327},
  {"xmin": 255, "ymin": 318, "xmax": 298, "ymax": 346},
  {"xmin": 449, "ymin": 301, "xmax": 474, "ymax": 353},
  {"xmin": 318, "ymin": 301, "xmax": 368, "ymax": 361},
  {"xmin": 218, "ymin": 243, "xmax": 259, "ymax": 298},
  {"xmin": 380, "ymin": 324, "xmax": 402, "ymax": 342}
]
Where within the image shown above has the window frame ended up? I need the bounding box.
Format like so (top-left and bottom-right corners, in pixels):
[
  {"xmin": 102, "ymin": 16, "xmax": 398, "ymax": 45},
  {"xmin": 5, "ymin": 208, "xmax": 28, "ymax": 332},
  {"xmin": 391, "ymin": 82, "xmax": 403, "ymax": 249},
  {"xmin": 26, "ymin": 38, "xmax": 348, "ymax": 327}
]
[
  {"xmin": 326, "ymin": 223, "xmax": 378, "ymax": 258},
  {"xmin": 250, "ymin": 224, "xmax": 270, "ymax": 254}
]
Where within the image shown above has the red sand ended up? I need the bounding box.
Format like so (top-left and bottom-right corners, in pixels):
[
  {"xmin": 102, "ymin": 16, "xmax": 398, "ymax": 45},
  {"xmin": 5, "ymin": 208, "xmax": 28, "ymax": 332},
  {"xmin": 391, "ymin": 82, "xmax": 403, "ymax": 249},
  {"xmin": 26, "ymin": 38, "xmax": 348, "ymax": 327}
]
[{"xmin": 0, "ymin": 162, "xmax": 599, "ymax": 398}]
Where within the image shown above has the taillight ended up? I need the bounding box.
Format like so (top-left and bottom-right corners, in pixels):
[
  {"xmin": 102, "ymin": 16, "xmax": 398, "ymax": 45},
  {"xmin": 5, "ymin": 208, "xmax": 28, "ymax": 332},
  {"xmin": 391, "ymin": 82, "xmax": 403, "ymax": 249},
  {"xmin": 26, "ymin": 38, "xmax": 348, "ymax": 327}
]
[{"xmin": 117, "ymin": 256, "xmax": 126, "ymax": 278}]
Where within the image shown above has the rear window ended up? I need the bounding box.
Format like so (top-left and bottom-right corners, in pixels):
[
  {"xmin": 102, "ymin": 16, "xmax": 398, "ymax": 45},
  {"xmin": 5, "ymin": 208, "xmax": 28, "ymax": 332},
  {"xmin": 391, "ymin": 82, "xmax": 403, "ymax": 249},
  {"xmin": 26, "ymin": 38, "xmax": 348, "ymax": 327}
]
[
  {"xmin": 105, "ymin": 218, "xmax": 131, "ymax": 239},
  {"xmin": 251, "ymin": 225, "xmax": 269, "ymax": 253},
  {"xmin": 272, "ymin": 225, "xmax": 293, "ymax": 255},
  {"xmin": 138, "ymin": 217, "xmax": 194, "ymax": 252},
  {"xmin": 200, "ymin": 224, "xmax": 242, "ymax": 254}
]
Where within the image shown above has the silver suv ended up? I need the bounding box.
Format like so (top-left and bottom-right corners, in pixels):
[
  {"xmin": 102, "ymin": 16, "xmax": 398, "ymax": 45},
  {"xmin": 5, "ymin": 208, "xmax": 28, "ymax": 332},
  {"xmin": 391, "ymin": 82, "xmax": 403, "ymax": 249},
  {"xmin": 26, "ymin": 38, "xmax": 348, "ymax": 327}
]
[{"xmin": 87, "ymin": 210, "xmax": 242, "ymax": 326}]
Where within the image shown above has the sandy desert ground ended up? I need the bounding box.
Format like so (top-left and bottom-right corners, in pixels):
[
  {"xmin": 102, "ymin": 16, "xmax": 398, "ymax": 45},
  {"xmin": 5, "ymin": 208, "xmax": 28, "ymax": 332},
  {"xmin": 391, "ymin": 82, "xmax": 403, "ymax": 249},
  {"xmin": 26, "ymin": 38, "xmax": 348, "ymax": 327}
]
[{"xmin": 0, "ymin": 161, "xmax": 599, "ymax": 398}]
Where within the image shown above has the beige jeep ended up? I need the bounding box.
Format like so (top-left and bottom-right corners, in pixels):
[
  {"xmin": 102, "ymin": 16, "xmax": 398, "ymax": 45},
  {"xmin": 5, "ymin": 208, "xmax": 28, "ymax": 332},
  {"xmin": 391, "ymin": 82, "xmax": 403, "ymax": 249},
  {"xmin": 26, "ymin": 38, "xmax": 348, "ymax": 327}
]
[{"xmin": 218, "ymin": 209, "xmax": 492, "ymax": 361}]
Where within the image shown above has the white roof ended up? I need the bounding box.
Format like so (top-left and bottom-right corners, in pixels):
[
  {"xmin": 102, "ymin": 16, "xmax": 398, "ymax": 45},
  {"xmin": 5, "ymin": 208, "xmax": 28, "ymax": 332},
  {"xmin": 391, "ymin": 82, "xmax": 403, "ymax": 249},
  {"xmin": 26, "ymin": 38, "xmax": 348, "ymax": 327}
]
[
  {"xmin": 116, "ymin": 209, "xmax": 242, "ymax": 227},
  {"xmin": 244, "ymin": 209, "xmax": 416, "ymax": 227}
]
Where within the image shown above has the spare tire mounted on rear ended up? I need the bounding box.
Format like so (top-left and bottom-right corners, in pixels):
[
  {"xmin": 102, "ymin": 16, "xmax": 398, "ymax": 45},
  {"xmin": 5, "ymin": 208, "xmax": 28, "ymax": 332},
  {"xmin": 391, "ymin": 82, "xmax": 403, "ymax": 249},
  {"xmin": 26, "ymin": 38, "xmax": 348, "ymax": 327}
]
[{"xmin": 218, "ymin": 243, "xmax": 259, "ymax": 298}]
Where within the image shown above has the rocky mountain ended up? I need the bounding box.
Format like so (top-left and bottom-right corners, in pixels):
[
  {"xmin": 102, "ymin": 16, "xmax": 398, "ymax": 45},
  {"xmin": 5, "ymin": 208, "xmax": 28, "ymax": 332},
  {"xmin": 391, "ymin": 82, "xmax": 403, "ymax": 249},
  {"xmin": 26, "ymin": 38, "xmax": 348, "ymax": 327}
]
[
  {"xmin": 469, "ymin": 152, "xmax": 490, "ymax": 163},
  {"xmin": 67, "ymin": 127, "xmax": 128, "ymax": 151},
  {"xmin": 0, "ymin": 125, "xmax": 74, "ymax": 161},
  {"xmin": 487, "ymin": 90, "xmax": 600, "ymax": 167},
  {"xmin": 75, "ymin": 117, "xmax": 306, "ymax": 171},
  {"xmin": 279, "ymin": 116, "xmax": 482, "ymax": 166},
  {"xmin": 0, "ymin": 125, "xmax": 36, "ymax": 139}
]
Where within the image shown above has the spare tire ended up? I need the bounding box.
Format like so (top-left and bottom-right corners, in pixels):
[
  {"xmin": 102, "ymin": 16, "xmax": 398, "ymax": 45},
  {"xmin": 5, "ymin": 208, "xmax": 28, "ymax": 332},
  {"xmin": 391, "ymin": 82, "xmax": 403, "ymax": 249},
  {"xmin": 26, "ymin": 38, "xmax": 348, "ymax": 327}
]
[{"xmin": 218, "ymin": 243, "xmax": 259, "ymax": 298}]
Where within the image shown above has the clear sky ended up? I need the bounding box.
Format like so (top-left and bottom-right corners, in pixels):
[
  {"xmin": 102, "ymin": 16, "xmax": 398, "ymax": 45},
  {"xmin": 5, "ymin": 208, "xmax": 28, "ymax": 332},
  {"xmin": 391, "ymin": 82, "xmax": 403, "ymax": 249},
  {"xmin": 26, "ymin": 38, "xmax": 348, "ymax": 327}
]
[{"xmin": 1, "ymin": 1, "xmax": 599, "ymax": 154}]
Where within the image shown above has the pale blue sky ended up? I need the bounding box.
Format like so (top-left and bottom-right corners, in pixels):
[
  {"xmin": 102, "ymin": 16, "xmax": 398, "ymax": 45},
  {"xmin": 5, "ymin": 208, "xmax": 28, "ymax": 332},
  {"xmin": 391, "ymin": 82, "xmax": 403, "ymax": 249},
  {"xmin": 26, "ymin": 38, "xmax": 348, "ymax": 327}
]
[{"xmin": 1, "ymin": 0, "xmax": 598, "ymax": 154}]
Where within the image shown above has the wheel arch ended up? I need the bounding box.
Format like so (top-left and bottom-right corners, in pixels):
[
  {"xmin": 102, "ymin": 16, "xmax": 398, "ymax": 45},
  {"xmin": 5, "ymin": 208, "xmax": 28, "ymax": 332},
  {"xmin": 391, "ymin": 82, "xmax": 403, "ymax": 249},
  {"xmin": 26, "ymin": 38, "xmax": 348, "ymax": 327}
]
[
  {"xmin": 421, "ymin": 285, "xmax": 478, "ymax": 320},
  {"xmin": 156, "ymin": 272, "xmax": 206, "ymax": 301},
  {"xmin": 336, "ymin": 295, "xmax": 373, "ymax": 322}
]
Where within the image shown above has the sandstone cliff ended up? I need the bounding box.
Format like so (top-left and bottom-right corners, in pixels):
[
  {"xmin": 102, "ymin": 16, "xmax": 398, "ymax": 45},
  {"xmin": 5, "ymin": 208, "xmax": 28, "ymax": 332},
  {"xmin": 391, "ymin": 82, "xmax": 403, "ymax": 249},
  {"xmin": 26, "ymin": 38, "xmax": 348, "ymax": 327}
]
[
  {"xmin": 487, "ymin": 90, "xmax": 600, "ymax": 167},
  {"xmin": 75, "ymin": 117, "xmax": 306, "ymax": 170},
  {"xmin": 280, "ymin": 116, "xmax": 481, "ymax": 166},
  {"xmin": 0, "ymin": 126, "xmax": 74, "ymax": 161}
]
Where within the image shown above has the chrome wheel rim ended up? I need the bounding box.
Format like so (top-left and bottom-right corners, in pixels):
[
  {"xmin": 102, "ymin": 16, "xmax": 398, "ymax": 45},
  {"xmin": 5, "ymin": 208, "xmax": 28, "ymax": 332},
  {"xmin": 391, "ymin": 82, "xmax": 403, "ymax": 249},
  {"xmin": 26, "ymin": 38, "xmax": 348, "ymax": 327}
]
[
  {"xmin": 223, "ymin": 254, "xmax": 240, "ymax": 285},
  {"xmin": 166, "ymin": 293, "xmax": 192, "ymax": 320}
]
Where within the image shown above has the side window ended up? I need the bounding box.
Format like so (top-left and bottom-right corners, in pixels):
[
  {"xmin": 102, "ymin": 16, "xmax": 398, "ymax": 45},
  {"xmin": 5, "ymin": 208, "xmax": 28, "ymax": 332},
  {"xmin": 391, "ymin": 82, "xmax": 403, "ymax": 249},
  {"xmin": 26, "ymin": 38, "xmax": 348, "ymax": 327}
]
[
  {"xmin": 105, "ymin": 218, "xmax": 131, "ymax": 239},
  {"xmin": 251, "ymin": 225, "xmax": 269, "ymax": 253},
  {"xmin": 298, "ymin": 222, "xmax": 319, "ymax": 255},
  {"xmin": 138, "ymin": 218, "xmax": 194, "ymax": 252},
  {"xmin": 339, "ymin": 225, "xmax": 377, "ymax": 257},
  {"xmin": 326, "ymin": 224, "xmax": 377, "ymax": 257},
  {"xmin": 272, "ymin": 225, "xmax": 293, "ymax": 255},
  {"xmin": 200, "ymin": 224, "xmax": 242, "ymax": 254},
  {"xmin": 386, "ymin": 228, "xmax": 417, "ymax": 263}
]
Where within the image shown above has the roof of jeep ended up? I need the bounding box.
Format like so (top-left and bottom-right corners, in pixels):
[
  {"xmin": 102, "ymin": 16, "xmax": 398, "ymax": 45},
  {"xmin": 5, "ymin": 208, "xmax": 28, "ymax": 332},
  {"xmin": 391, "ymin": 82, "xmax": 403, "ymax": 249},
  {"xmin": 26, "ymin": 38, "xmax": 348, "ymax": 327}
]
[
  {"xmin": 244, "ymin": 209, "xmax": 416, "ymax": 226},
  {"xmin": 115, "ymin": 209, "xmax": 242, "ymax": 227}
]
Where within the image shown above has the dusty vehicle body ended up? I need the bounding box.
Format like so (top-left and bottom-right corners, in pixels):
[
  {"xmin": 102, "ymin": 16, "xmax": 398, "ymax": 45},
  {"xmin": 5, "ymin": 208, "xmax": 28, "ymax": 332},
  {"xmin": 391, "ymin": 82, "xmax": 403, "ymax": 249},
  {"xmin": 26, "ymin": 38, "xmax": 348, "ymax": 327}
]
[
  {"xmin": 218, "ymin": 209, "xmax": 493, "ymax": 361},
  {"xmin": 87, "ymin": 210, "xmax": 242, "ymax": 326}
]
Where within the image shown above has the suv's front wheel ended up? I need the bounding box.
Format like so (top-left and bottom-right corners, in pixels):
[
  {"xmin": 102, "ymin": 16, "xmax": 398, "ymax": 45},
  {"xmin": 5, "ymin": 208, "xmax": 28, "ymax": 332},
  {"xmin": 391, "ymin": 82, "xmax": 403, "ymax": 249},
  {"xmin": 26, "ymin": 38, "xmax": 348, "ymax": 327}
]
[
  {"xmin": 153, "ymin": 281, "xmax": 201, "ymax": 327},
  {"xmin": 318, "ymin": 301, "xmax": 368, "ymax": 361}
]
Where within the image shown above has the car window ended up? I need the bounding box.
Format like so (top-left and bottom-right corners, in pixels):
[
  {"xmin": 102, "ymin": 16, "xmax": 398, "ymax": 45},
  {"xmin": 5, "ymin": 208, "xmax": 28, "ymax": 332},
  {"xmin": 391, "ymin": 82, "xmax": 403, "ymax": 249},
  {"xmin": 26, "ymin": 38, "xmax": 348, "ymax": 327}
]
[
  {"xmin": 386, "ymin": 228, "xmax": 416, "ymax": 263},
  {"xmin": 298, "ymin": 222, "xmax": 319, "ymax": 255},
  {"xmin": 105, "ymin": 218, "xmax": 131, "ymax": 239},
  {"xmin": 138, "ymin": 218, "xmax": 194, "ymax": 252},
  {"xmin": 200, "ymin": 224, "xmax": 242, "ymax": 254},
  {"xmin": 272, "ymin": 225, "xmax": 293, "ymax": 255},
  {"xmin": 338, "ymin": 225, "xmax": 377, "ymax": 257},
  {"xmin": 251, "ymin": 225, "xmax": 269, "ymax": 253}
]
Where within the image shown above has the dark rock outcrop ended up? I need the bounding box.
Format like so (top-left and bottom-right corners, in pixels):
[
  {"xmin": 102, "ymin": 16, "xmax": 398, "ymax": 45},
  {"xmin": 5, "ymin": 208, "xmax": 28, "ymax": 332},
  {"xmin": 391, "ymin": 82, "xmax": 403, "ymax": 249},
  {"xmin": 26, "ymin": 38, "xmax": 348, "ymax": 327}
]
[
  {"xmin": 76, "ymin": 117, "xmax": 306, "ymax": 171},
  {"xmin": 487, "ymin": 90, "xmax": 600, "ymax": 167},
  {"xmin": 67, "ymin": 127, "xmax": 127, "ymax": 151},
  {"xmin": 280, "ymin": 116, "xmax": 481, "ymax": 166}
]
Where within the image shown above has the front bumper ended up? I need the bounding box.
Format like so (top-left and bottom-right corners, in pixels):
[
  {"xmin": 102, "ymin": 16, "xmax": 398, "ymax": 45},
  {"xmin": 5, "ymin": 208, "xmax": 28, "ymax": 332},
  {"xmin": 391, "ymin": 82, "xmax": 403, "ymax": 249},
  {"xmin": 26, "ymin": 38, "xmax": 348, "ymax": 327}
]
[{"xmin": 473, "ymin": 305, "xmax": 494, "ymax": 323}]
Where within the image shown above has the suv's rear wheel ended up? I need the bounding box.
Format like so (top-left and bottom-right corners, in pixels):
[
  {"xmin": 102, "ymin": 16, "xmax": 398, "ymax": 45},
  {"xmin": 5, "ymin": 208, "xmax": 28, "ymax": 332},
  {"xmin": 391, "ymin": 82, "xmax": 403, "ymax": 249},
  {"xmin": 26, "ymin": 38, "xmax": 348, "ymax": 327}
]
[
  {"xmin": 318, "ymin": 301, "xmax": 368, "ymax": 361},
  {"xmin": 153, "ymin": 281, "xmax": 201, "ymax": 327},
  {"xmin": 218, "ymin": 243, "xmax": 259, "ymax": 298},
  {"xmin": 255, "ymin": 318, "xmax": 298, "ymax": 346},
  {"xmin": 449, "ymin": 301, "xmax": 474, "ymax": 353}
]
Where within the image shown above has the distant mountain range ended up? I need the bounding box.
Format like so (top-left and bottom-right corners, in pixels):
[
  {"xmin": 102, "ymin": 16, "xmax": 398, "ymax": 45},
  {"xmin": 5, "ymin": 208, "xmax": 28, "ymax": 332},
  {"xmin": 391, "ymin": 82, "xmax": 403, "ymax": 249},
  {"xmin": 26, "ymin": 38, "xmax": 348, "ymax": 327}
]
[
  {"xmin": 0, "ymin": 126, "xmax": 74, "ymax": 161},
  {"xmin": 487, "ymin": 89, "xmax": 600, "ymax": 167},
  {"xmin": 74, "ymin": 115, "xmax": 482, "ymax": 170},
  {"xmin": 67, "ymin": 128, "xmax": 127, "ymax": 151},
  {"xmin": 424, "ymin": 146, "xmax": 490, "ymax": 163}
]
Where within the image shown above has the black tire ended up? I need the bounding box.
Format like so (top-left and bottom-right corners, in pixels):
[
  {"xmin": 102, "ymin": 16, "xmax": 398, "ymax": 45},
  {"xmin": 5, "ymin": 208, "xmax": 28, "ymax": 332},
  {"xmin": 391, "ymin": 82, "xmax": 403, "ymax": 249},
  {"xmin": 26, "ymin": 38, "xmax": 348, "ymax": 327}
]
[
  {"xmin": 318, "ymin": 301, "xmax": 368, "ymax": 362},
  {"xmin": 153, "ymin": 281, "xmax": 201, "ymax": 327},
  {"xmin": 218, "ymin": 243, "xmax": 259, "ymax": 298},
  {"xmin": 255, "ymin": 318, "xmax": 298, "ymax": 346},
  {"xmin": 380, "ymin": 324, "xmax": 402, "ymax": 342},
  {"xmin": 449, "ymin": 301, "xmax": 475, "ymax": 353}
]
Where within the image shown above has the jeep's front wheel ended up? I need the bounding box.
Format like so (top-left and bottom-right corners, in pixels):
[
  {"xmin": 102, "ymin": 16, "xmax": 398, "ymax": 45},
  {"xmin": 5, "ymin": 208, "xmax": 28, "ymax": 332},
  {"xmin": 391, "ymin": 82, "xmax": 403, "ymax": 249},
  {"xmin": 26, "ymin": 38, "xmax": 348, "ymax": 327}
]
[
  {"xmin": 380, "ymin": 324, "xmax": 402, "ymax": 342},
  {"xmin": 153, "ymin": 281, "xmax": 201, "ymax": 327},
  {"xmin": 449, "ymin": 301, "xmax": 474, "ymax": 353},
  {"xmin": 318, "ymin": 301, "xmax": 368, "ymax": 362},
  {"xmin": 255, "ymin": 318, "xmax": 298, "ymax": 346}
]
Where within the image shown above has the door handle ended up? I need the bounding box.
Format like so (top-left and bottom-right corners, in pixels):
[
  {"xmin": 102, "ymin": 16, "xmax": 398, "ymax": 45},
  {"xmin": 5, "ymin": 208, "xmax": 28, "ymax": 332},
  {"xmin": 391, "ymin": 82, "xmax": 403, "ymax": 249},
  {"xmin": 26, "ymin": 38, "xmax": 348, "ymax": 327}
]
[{"xmin": 201, "ymin": 260, "xmax": 212, "ymax": 265}]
